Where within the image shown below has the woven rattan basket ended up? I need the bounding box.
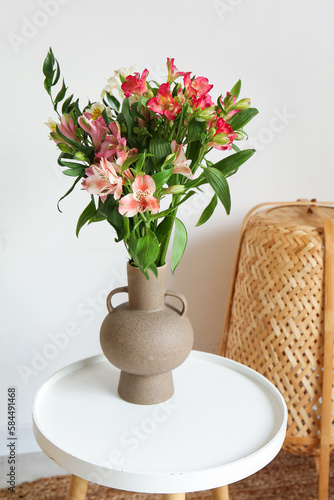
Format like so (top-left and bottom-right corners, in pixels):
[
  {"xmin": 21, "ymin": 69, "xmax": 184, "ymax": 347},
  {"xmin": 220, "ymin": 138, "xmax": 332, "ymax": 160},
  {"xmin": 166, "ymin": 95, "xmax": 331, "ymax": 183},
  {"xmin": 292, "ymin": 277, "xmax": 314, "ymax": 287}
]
[{"xmin": 221, "ymin": 201, "xmax": 334, "ymax": 500}]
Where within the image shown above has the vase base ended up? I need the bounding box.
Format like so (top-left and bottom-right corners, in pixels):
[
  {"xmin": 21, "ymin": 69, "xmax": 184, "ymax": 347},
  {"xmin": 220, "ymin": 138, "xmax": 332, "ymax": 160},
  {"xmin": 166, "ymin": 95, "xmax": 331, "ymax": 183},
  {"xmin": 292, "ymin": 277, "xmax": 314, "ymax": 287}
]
[{"xmin": 118, "ymin": 370, "xmax": 174, "ymax": 405}]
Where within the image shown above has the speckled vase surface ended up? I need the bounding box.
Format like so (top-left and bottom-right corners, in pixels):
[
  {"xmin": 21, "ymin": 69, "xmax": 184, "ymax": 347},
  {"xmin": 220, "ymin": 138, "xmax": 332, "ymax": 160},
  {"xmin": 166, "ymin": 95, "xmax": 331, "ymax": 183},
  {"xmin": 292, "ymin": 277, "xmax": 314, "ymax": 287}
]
[{"xmin": 100, "ymin": 263, "xmax": 194, "ymax": 405}]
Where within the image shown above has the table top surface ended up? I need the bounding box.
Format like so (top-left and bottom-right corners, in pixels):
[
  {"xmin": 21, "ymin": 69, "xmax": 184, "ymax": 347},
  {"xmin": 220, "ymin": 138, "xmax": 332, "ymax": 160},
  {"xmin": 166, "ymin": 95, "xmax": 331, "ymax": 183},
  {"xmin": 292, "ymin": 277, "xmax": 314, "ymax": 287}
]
[{"xmin": 33, "ymin": 351, "xmax": 287, "ymax": 493}]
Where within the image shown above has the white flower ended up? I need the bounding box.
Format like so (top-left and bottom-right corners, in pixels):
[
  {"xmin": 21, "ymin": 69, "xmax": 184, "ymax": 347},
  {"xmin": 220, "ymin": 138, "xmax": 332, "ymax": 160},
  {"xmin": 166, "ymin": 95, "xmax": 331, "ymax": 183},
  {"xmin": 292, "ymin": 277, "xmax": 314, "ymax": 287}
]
[
  {"xmin": 45, "ymin": 117, "xmax": 58, "ymax": 131},
  {"xmin": 101, "ymin": 66, "xmax": 136, "ymax": 99}
]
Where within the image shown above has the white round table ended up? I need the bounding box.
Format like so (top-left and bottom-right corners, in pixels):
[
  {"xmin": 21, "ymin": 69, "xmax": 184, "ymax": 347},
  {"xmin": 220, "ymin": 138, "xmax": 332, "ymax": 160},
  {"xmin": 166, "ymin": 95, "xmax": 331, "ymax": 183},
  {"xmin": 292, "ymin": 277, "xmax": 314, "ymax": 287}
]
[{"xmin": 33, "ymin": 351, "xmax": 287, "ymax": 500}]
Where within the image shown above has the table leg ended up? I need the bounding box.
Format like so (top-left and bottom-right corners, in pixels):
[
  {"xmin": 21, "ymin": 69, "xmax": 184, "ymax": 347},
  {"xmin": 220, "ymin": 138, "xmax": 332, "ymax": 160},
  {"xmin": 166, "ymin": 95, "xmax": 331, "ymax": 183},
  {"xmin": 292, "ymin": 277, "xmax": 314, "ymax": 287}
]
[
  {"xmin": 162, "ymin": 494, "xmax": 185, "ymax": 500},
  {"xmin": 212, "ymin": 485, "xmax": 229, "ymax": 500},
  {"xmin": 68, "ymin": 475, "xmax": 89, "ymax": 500}
]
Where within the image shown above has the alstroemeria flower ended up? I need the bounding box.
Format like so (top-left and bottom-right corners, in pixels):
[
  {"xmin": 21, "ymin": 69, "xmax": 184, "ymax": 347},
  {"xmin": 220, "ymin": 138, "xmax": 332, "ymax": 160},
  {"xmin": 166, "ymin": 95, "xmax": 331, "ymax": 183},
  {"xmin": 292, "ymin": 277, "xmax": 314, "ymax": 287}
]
[
  {"xmin": 171, "ymin": 140, "xmax": 193, "ymax": 179},
  {"xmin": 147, "ymin": 83, "xmax": 181, "ymax": 120},
  {"xmin": 183, "ymin": 73, "xmax": 213, "ymax": 99},
  {"xmin": 78, "ymin": 114, "xmax": 108, "ymax": 148},
  {"xmin": 208, "ymin": 117, "xmax": 238, "ymax": 151},
  {"xmin": 82, "ymin": 158, "xmax": 123, "ymax": 202},
  {"xmin": 121, "ymin": 69, "xmax": 149, "ymax": 98},
  {"xmin": 119, "ymin": 175, "xmax": 159, "ymax": 217},
  {"xmin": 101, "ymin": 66, "xmax": 136, "ymax": 99},
  {"xmin": 84, "ymin": 103, "xmax": 112, "ymax": 121},
  {"xmin": 96, "ymin": 122, "xmax": 127, "ymax": 160},
  {"xmin": 50, "ymin": 114, "xmax": 77, "ymax": 145},
  {"xmin": 166, "ymin": 58, "xmax": 186, "ymax": 83}
]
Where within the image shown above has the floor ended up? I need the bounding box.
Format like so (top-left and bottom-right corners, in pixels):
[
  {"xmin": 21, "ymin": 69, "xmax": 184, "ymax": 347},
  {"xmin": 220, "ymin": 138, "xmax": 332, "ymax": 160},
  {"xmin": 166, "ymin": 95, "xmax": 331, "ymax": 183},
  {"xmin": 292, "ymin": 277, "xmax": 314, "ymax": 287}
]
[{"xmin": 0, "ymin": 451, "xmax": 66, "ymax": 488}]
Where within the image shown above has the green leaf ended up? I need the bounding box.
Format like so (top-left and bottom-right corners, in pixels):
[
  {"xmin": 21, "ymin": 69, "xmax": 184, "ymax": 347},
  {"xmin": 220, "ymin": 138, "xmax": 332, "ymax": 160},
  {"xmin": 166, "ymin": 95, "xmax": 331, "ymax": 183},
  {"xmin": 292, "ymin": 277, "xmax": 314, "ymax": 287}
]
[
  {"xmin": 230, "ymin": 80, "xmax": 241, "ymax": 100},
  {"xmin": 137, "ymin": 229, "xmax": 160, "ymax": 271},
  {"xmin": 56, "ymin": 125, "xmax": 93, "ymax": 155},
  {"xmin": 203, "ymin": 167, "xmax": 231, "ymax": 214},
  {"xmin": 171, "ymin": 218, "xmax": 188, "ymax": 273},
  {"xmin": 62, "ymin": 167, "xmax": 85, "ymax": 176},
  {"xmin": 76, "ymin": 198, "xmax": 96, "ymax": 237},
  {"xmin": 61, "ymin": 94, "xmax": 74, "ymax": 114},
  {"xmin": 228, "ymin": 108, "xmax": 259, "ymax": 130},
  {"xmin": 119, "ymin": 98, "xmax": 136, "ymax": 148},
  {"xmin": 122, "ymin": 153, "xmax": 151, "ymax": 171},
  {"xmin": 57, "ymin": 142, "xmax": 73, "ymax": 154},
  {"xmin": 156, "ymin": 216, "xmax": 174, "ymax": 244},
  {"xmin": 105, "ymin": 93, "xmax": 120, "ymax": 112},
  {"xmin": 149, "ymin": 138, "xmax": 172, "ymax": 168},
  {"xmin": 54, "ymin": 79, "xmax": 67, "ymax": 105},
  {"xmin": 186, "ymin": 118, "xmax": 207, "ymax": 144},
  {"xmin": 43, "ymin": 48, "xmax": 54, "ymax": 79},
  {"xmin": 99, "ymin": 195, "xmax": 125, "ymax": 242},
  {"xmin": 52, "ymin": 60, "xmax": 61, "ymax": 86},
  {"xmin": 102, "ymin": 108, "xmax": 112, "ymax": 126},
  {"xmin": 196, "ymin": 194, "xmax": 218, "ymax": 227},
  {"xmin": 57, "ymin": 175, "xmax": 83, "ymax": 212},
  {"xmin": 151, "ymin": 167, "xmax": 174, "ymax": 188},
  {"xmin": 150, "ymin": 190, "xmax": 197, "ymax": 220},
  {"xmin": 128, "ymin": 231, "xmax": 139, "ymax": 265},
  {"xmin": 59, "ymin": 160, "xmax": 87, "ymax": 170},
  {"xmin": 212, "ymin": 149, "xmax": 255, "ymax": 177}
]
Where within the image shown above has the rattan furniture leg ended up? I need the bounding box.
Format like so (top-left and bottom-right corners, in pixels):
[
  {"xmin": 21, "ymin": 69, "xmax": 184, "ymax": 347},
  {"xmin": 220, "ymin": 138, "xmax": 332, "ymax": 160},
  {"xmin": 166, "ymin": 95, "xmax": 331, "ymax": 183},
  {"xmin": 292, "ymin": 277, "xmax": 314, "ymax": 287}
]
[
  {"xmin": 221, "ymin": 200, "xmax": 334, "ymax": 500},
  {"xmin": 68, "ymin": 475, "xmax": 88, "ymax": 500},
  {"xmin": 212, "ymin": 485, "xmax": 229, "ymax": 500}
]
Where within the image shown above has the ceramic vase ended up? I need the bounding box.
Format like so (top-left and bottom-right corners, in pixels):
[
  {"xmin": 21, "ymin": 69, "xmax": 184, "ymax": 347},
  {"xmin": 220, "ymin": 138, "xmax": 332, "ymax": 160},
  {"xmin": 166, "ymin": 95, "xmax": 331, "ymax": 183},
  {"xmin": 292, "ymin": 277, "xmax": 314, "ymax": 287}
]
[{"xmin": 100, "ymin": 263, "xmax": 194, "ymax": 405}]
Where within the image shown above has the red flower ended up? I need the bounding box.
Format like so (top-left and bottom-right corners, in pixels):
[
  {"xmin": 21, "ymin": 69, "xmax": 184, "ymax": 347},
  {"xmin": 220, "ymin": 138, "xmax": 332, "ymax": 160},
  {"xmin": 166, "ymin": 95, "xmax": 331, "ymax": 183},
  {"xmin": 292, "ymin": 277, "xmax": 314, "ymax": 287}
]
[
  {"xmin": 121, "ymin": 69, "xmax": 149, "ymax": 98},
  {"xmin": 147, "ymin": 83, "xmax": 181, "ymax": 120}
]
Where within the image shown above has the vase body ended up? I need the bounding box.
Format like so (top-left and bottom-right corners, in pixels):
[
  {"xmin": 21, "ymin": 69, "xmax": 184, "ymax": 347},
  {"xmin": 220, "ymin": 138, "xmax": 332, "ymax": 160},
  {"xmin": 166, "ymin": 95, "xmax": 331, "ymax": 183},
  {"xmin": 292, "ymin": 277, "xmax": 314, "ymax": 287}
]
[{"xmin": 100, "ymin": 263, "xmax": 194, "ymax": 405}]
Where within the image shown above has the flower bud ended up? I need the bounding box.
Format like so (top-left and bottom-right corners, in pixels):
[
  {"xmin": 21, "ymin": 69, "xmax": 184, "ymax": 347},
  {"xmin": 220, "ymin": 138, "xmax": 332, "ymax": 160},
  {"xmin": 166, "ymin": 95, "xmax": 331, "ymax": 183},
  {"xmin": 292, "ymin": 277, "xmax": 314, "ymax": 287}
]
[
  {"xmin": 193, "ymin": 107, "xmax": 217, "ymax": 121},
  {"xmin": 74, "ymin": 151, "xmax": 87, "ymax": 161},
  {"xmin": 164, "ymin": 185, "xmax": 186, "ymax": 194},
  {"xmin": 211, "ymin": 133, "xmax": 230, "ymax": 145},
  {"xmin": 233, "ymin": 98, "xmax": 250, "ymax": 110}
]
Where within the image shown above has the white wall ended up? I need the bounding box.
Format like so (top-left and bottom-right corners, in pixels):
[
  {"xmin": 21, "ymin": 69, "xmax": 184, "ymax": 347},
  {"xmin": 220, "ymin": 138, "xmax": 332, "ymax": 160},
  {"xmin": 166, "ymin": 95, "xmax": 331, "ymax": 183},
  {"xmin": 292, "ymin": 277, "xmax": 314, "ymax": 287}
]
[{"xmin": 1, "ymin": 0, "xmax": 334, "ymax": 453}]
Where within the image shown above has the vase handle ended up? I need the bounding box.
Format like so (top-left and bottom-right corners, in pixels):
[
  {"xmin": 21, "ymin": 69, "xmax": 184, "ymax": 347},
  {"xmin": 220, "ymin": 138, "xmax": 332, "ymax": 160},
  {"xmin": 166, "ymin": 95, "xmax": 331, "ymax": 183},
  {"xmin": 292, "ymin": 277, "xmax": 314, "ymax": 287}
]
[
  {"xmin": 165, "ymin": 289, "xmax": 188, "ymax": 317},
  {"xmin": 106, "ymin": 286, "xmax": 128, "ymax": 313}
]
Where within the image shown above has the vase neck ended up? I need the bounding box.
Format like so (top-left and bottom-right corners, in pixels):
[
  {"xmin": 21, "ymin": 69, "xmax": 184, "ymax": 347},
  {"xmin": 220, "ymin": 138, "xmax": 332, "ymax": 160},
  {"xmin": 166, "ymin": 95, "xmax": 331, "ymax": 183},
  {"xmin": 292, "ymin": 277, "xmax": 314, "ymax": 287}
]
[{"xmin": 127, "ymin": 264, "xmax": 167, "ymax": 311}]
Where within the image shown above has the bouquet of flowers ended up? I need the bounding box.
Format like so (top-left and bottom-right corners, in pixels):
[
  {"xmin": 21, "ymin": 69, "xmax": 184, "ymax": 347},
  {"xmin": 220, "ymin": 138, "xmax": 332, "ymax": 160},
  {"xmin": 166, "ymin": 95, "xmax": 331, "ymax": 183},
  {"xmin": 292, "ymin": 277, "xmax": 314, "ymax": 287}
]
[{"xmin": 43, "ymin": 48, "xmax": 258, "ymax": 276}]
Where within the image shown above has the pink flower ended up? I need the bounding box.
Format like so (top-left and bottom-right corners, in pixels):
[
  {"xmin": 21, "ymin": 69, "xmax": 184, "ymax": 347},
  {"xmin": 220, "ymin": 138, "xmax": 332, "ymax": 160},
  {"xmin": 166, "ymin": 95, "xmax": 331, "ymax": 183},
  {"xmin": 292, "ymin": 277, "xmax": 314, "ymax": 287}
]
[
  {"xmin": 121, "ymin": 69, "xmax": 149, "ymax": 98},
  {"xmin": 119, "ymin": 175, "xmax": 159, "ymax": 217},
  {"xmin": 147, "ymin": 83, "xmax": 181, "ymax": 120},
  {"xmin": 192, "ymin": 93, "xmax": 215, "ymax": 110},
  {"xmin": 82, "ymin": 158, "xmax": 123, "ymax": 202},
  {"xmin": 96, "ymin": 122, "xmax": 127, "ymax": 160},
  {"xmin": 208, "ymin": 117, "xmax": 238, "ymax": 151},
  {"xmin": 183, "ymin": 73, "xmax": 213, "ymax": 99},
  {"xmin": 50, "ymin": 114, "xmax": 77, "ymax": 145},
  {"xmin": 78, "ymin": 113, "xmax": 108, "ymax": 148},
  {"xmin": 166, "ymin": 58, "xmax": 186, "ymax": 83},
  {"xmin": 171, "ymin": 140, "xmax": 193, "ymax": 179}
]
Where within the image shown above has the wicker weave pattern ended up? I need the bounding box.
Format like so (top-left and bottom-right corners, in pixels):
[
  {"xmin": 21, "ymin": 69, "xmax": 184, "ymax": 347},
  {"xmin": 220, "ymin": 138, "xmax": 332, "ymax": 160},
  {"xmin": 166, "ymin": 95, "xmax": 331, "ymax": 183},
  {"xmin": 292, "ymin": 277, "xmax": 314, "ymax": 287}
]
[{"xmin": 224, "ymin": 206, "xmax": 334, "ymax": 455}]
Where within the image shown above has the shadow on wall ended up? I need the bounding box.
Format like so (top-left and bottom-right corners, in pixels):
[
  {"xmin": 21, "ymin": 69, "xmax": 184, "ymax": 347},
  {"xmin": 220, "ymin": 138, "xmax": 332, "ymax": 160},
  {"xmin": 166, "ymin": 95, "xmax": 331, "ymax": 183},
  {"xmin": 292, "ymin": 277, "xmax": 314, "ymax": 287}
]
[{"xmin": 168, "ymin": 227, "xmax": 241, "ymax": 354}]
